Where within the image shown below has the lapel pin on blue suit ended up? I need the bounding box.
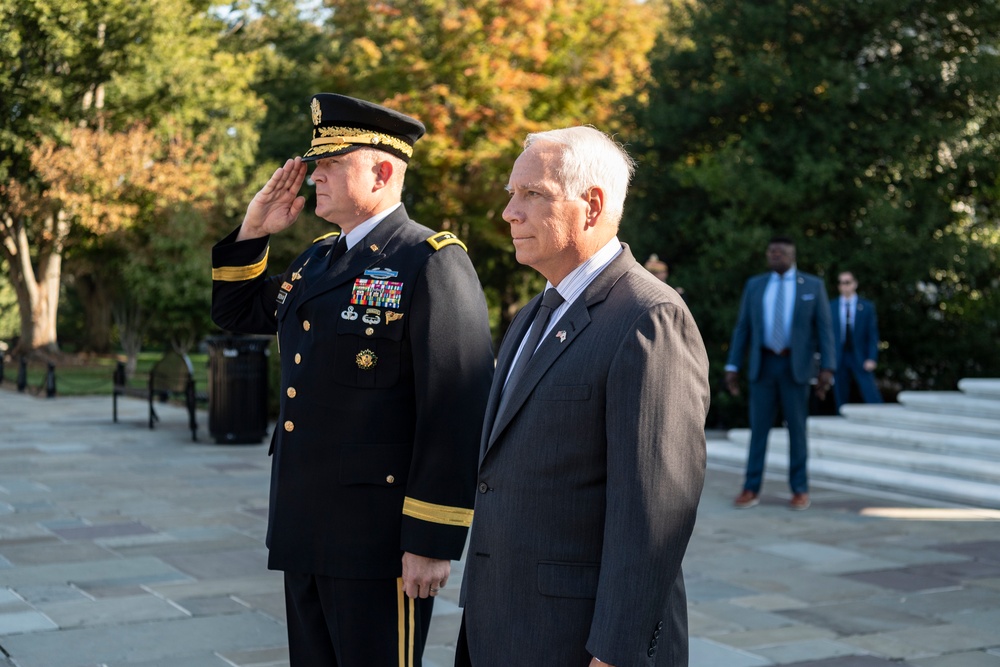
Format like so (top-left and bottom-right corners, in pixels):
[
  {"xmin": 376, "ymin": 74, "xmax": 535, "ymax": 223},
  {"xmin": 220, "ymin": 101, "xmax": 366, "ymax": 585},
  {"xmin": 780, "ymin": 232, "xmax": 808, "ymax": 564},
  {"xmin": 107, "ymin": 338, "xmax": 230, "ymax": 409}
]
[{"xmin": 556, "ymin": 330, "xmax": 567, "ymax": 343}]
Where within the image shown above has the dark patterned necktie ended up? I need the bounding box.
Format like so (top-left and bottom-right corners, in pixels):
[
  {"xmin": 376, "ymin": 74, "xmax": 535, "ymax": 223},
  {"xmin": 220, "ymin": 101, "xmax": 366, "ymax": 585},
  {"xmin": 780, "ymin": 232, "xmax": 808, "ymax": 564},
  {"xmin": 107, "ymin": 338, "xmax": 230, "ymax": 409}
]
[{"xmin": 501, "ymin": 288, "xmax": 565, "ymax": 397}]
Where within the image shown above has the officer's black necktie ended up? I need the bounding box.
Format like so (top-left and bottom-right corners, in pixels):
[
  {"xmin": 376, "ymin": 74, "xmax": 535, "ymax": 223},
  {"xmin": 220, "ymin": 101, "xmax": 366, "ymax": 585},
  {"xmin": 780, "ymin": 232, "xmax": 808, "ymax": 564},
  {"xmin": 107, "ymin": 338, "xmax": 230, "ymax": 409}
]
[
  {"xmin": 501, "ymin": 288, "xmax": 565, "ymax": 397},
  {"xmin": 325, "ymin": 235, "xmax": 347, "ymax": 269}
]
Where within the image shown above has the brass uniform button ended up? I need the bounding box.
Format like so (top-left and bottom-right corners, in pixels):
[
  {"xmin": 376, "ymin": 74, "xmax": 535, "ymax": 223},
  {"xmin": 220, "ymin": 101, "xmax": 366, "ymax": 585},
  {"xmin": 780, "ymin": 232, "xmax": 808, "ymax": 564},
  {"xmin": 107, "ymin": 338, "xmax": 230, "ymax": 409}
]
[
  {"xmin": 386, "ymin": 475, "xmax": 395, "ymax": 484},
  {"xmin": 284, "ymin": 421, "xmax": 294, "ymax": 432},
  {"xmin": 286, "ymin": 387, "xmax": 297, "ymax": 398},
  {"xmin": 303, "ymin": 320, "xmax": 311, "ymax": 331},
  {"xmin": 366, "ymin": 327, "xmax": 374, "ymax": 336},
  {"xmin": 294, "ymin": 353, "xmax": 302, "ymax": 364}
]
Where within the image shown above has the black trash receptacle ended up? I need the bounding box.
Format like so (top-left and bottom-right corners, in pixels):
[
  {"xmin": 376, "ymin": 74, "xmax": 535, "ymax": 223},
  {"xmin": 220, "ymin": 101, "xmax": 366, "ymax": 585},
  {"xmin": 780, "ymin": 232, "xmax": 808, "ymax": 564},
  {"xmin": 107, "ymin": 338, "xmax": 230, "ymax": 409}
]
[{"xmin": 206, "ymin": 335, "xmax": 271, "ymax": 444}]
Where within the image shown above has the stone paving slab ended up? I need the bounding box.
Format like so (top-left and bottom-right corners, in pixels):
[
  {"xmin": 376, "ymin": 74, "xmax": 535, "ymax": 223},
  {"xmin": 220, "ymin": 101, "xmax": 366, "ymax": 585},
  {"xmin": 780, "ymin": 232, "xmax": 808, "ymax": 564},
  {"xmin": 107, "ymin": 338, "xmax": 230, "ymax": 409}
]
[{"xmin": 1, "ymin": 389, "xmax": 999, "ymax": 666}]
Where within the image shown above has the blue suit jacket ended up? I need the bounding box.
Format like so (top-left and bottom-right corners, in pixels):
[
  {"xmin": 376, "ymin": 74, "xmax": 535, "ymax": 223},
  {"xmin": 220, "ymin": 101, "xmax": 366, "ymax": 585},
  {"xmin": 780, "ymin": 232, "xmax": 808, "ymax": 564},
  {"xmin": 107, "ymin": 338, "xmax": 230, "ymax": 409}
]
[
  {"xmin": 831, "ymin": 296, "xmax": 879, "ymax": 366},
  {"xmin": 726, "ymin": 270, "xmax": 836, "ymax": 384}
]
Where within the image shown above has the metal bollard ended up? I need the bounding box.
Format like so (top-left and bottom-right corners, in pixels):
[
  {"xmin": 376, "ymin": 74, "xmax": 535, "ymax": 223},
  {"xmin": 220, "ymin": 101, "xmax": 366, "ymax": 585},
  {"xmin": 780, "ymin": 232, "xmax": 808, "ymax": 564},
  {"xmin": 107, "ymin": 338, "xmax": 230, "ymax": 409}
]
[
  {"xmin": 16, "ymin": 357, "xmax": 27, "ymax": 392},
  {"xmin": 46, "ymin": 362, "xmax": 56, "ymax": 398}
]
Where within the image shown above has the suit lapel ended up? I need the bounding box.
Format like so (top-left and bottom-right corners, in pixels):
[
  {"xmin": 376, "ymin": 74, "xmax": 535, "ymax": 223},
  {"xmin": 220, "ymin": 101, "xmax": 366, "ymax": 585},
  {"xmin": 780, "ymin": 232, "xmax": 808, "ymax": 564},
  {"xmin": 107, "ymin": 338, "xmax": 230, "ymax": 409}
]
[
  {"xmin": 484, "ymin": 244, "xmax": 637, "ymax": 453},
  {"xmin": 479, "ymin": 300, "xmax": 537, "ymax": 458}
]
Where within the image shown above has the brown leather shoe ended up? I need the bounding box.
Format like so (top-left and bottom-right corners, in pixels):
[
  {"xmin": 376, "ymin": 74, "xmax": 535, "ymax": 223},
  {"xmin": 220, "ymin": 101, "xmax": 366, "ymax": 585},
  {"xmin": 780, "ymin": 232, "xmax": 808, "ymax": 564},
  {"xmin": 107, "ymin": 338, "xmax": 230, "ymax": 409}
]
[
  {"xmin": 790, "ymin": 493, "xmax": 811, "ymax": 511},
  {"xmin": 733, "ymin": 490, "xmax": 760, "ymax": 509}
]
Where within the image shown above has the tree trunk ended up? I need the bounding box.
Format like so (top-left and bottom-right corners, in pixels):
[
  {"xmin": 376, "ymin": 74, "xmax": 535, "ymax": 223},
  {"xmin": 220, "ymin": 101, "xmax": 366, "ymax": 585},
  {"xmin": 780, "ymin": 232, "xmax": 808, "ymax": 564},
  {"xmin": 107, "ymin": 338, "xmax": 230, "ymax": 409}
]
[
  {"xmin": 0, "ymin": 209, "xmax": 68, "ymax": 356},
  {"xmin": 113, "ymin": 297, "xmax": 144, "ymax": 379}
]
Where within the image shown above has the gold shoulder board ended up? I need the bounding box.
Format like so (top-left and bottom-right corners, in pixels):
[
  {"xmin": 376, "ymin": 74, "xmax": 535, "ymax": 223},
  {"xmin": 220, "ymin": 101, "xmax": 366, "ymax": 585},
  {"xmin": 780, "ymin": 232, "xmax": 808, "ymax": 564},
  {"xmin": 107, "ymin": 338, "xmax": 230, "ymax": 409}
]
[
  {"xmin": 313, "ymin": 231, "xmax": 341, "ymax": 244},
  {"xmin": 426, "ymin": 231, "xmax": 468, "ymax": 252}
]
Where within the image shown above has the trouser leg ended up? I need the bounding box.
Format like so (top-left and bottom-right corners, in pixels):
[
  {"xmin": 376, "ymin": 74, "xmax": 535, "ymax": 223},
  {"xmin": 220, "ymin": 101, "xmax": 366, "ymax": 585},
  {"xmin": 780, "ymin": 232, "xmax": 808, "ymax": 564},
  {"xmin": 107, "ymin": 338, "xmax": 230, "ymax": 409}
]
[
  {"xmin": 746, "ymin": 360, "xmax": 780, "ymax": 492},
  {"xmin": 284, "ymin": 572, "xmax": 434, "ymax": 667}
]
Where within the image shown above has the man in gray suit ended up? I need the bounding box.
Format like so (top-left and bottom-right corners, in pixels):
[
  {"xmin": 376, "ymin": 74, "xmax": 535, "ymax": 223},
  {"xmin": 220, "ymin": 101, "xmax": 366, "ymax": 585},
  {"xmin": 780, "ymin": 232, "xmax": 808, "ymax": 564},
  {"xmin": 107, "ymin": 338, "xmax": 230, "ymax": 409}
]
[
  {"xmin": 724, "ymin": 237, "xmax": 836, "ymax": 511},
  {"xmin": 457, "ymin": 127, "xmax": 710, "ymax": 667}
]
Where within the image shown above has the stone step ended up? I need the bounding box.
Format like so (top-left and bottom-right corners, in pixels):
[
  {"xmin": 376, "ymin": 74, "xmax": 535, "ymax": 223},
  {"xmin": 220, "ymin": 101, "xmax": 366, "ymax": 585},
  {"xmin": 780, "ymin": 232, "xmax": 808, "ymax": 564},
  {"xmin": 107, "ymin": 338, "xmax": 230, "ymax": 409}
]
[
  {"xmin": 711, "ymin": 435, "xmax": 1000, "ymax": 508},
  {"xmin": 726, "ymin": 428, "xmax": 1000, "ymax": 484},
  {"xmin": 959, "ymin": 378, "xmax": 1000, "ymax": 400},
  {"xmin": 839, "ymin": 404, "xmax": 1000, "ymax": 438},
  {"xmin": 896, "ymin": 390, "xmax": 1000, "ymax": 421},
  {"xmin": 807, "ymin": 416, "xmax": 1000, "ymax": 460}
]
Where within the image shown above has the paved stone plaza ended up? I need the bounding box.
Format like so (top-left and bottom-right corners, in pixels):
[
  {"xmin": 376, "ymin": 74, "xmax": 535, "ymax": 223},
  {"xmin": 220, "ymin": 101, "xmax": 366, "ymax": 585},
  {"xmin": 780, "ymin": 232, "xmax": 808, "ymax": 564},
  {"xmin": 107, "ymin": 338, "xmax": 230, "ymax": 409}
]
[{"xmin": 1, "ymin": 388, "xmax": 998, "ymax": 666}]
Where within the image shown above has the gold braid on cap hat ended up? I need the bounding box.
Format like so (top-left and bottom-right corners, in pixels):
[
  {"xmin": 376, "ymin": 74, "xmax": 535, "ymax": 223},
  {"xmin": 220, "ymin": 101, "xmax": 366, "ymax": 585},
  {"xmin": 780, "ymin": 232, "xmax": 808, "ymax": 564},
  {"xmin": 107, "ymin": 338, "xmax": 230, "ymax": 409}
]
[{"xmin": 311, "ymin": 126, "xmax": 413, "ymax": 158}]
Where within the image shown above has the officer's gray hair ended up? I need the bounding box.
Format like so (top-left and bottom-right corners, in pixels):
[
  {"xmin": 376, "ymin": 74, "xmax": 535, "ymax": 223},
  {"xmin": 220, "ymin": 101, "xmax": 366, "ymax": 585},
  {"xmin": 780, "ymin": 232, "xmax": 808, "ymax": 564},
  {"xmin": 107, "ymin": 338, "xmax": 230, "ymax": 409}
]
[{"xmin": 523, "ymin": 126, "xmax": 636, "ymax": 226}]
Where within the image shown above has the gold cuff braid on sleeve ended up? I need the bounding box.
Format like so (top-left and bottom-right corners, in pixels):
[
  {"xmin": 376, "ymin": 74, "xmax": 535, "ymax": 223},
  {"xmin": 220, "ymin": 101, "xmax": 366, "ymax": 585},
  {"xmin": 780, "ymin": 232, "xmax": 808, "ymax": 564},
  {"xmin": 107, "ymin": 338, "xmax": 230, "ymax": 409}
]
[
  {"xmin": 212, "ymin": 249, "xmax": 269, "ymax": 282},
  {"xmin": 402, "ymin": 497, "xmax": 474, "ymax": 527}
]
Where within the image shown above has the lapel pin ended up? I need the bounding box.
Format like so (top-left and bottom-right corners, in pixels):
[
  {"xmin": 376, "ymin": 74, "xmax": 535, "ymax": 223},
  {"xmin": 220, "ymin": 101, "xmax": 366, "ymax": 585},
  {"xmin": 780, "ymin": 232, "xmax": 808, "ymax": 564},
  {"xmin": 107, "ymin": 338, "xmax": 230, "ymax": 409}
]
[{"xmin": 556, "ymin": 330, "xmax": 567, "ymax": 343}]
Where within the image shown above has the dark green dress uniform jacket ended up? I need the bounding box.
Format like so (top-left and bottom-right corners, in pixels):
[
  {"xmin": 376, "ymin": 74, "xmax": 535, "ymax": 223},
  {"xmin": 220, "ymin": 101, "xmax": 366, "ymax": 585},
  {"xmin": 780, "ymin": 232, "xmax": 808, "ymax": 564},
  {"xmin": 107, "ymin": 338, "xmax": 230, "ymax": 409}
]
[{"xmin": 211, "ymin": 205, "xmax": 494, "ymax": 579}]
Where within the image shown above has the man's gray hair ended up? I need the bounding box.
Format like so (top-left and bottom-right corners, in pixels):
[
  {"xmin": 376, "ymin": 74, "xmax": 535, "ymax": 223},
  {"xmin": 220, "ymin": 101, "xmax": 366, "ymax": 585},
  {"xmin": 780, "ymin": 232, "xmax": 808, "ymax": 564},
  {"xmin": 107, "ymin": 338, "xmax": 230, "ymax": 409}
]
[{"xmin": 523, "ymin": 126, "xmax": 636, "ymax": 225}]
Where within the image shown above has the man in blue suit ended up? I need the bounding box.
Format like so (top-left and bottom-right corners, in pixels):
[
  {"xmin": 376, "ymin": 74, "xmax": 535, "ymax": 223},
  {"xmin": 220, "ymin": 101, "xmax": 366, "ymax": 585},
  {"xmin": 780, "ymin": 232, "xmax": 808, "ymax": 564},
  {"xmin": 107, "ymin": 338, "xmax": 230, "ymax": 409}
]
[
  {"xmin": 831, "ymin": 271, "xmax": 882, "ymax": 410},
  {"xmin": 724, "ymin": 237, "xmax": 836, "ymax": 511}
]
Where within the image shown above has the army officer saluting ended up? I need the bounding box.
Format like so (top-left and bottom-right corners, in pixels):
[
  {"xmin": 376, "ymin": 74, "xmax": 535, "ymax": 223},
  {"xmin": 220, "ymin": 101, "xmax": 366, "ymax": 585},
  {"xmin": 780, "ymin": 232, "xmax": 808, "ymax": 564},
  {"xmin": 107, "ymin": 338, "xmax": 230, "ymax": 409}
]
[{"xmin": 211, "ymin": 93, "xmax": 494, "ymax": 667}]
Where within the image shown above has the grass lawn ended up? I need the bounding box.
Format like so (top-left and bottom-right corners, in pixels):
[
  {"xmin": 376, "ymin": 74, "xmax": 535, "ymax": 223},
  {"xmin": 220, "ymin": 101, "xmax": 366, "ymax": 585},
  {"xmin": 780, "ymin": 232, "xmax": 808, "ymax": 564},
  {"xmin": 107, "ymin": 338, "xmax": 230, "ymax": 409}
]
[{"xmin": 0, "ymin": 352, "xmax": 210, "ymax": 397}]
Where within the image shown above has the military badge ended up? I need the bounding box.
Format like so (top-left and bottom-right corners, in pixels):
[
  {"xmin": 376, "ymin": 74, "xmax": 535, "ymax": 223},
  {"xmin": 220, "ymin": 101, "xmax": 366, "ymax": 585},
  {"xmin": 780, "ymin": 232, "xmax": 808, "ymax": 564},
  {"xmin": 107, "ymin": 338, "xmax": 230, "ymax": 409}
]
[
  {"xmin": 356, "ymin": 349, "xmax": 377, "ymax": 370},
  {"xmin": 291, "ymin": 259, "xmax": 309, "ymax": 281},
  {"xmin": 351, "ymin": 278, "xmax": 403, "ymax": 309},
  {"xmin": 385, "ymin": 311, "xmax": 404, "ymax": 323},
  {"xmin": 281, "ymin": 281, "xmax": 294, "ymax": 292},
  {"xmin": 364, "ymin": 267, "xmax": 399, "ymax": 279},
  {"xmin": 362, "ymin": 308, "xmax": 381, "ymax": 325},
  {"xmin": 341, "ymin": 306, "xmax": 359, "ymax": 320},
  {"xmin": 311, "ymin": 98, "xmax": 322, "ymax": 126}
]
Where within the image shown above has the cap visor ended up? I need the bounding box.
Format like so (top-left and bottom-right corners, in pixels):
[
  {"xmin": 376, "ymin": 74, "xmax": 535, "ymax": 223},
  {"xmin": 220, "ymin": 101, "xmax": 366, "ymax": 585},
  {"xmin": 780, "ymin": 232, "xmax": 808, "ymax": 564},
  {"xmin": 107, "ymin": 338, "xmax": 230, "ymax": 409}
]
[{"xmin": 301, "ymin": 143, "xmax": 359, "ymax": 162}]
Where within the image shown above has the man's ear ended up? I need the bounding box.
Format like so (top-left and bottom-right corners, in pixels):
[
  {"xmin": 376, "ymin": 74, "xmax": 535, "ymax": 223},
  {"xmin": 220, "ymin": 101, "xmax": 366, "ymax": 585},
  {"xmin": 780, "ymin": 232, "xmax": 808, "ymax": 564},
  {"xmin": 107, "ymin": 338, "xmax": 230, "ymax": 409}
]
[
  {"xmin": 584, "ymin": 187, "xmax": 605, "ymax": 227},
  {"xmin": 373, "ymin": 159, "xmax": 394, "ymax": 190}
]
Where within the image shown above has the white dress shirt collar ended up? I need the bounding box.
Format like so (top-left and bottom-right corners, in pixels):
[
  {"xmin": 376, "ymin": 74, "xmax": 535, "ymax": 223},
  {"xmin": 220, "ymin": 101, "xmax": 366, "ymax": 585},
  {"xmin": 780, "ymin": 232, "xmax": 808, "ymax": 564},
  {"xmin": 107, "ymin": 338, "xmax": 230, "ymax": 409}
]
[
  {"xmin": 503, "ymin": 237, "xmax": 622, "ymax": 387},
  {"xmin": 341, "ymin": 203, "xmax": 402, "ymax": 250},
  {"xmin": 546, "ymin": 237, "xmax": 623, "ymax": 310},
  {"xmin": 771, "ymin": 266, "xmax": 797, "ymax": 283}
]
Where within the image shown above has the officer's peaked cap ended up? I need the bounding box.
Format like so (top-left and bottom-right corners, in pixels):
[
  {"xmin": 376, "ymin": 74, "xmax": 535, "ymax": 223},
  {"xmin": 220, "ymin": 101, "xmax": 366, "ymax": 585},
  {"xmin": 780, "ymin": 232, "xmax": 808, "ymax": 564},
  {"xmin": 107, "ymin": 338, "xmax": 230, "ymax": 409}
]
[{"xmin": 301, "ymin": 93, "xmax": 426, "ymax": 163}]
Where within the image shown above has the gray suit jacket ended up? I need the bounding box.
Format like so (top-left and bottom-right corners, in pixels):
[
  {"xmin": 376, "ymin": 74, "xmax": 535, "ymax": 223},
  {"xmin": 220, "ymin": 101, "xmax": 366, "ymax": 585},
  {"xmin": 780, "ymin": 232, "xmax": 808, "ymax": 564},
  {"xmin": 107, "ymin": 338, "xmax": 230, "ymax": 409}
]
[
  {"xmin": 461, "ymin": 245, "xmax": 709, "ymax": 667},
  {"xmin": 725, "ymin": 270, "xmax": 836, "ymax": 384}
]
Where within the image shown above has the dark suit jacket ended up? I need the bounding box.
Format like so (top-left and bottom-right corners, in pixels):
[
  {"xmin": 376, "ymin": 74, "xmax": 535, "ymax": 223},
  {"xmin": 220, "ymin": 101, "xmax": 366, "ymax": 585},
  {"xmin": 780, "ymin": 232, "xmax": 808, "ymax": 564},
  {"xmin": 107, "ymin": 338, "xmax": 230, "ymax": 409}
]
[
  {"xmin": 461, "ymin": 245, "xmax": 709, "ymax": 667},
  {"xmin": 726, "ymin": 270, "xmax": 836, "ymax": 383},
  {"xmin": 211, "ymin": 206, "xmax": 494, "ymax": 578},
  {"xmin": 831, "ymin": 296, "xmax": 879, "ymax": 367}
]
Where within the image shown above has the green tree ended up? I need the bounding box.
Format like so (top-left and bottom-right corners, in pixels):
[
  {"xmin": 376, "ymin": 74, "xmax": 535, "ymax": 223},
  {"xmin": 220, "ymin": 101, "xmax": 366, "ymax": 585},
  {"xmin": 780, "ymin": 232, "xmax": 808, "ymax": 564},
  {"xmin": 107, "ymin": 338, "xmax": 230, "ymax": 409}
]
[
  {"xmin": 312, "ymin": 0, "xmax": 664, "ymax": 334},
  {"xmin": 626, "ymin": 0, "xmax": 1000, "ymax": 424},
  {"xmin": 216, "ymin": 0, "xmax": 334, "ymax": 271},
  {"xmin": 0, "ymin": 0, "xmax": 263, "ymax": 356}
]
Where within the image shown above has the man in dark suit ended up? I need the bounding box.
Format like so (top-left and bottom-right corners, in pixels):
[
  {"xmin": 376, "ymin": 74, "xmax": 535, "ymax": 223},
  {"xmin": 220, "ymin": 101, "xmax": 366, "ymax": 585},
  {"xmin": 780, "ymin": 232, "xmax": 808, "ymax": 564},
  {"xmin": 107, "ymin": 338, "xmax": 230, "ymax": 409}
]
[
  {"xmin": 831, "ymin": 271, "xmax": 882, "ymax": 410},
  {"xmin": 211, "ymin": 93, "xmax": 494, "ymax": 666},
  {"xmin": 457, "ymin": 127, "xmax": 710, "ymax": 667},
  {"xmin": 724, "ymin": 237, "xmax": 836, "ymax": 511}
]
